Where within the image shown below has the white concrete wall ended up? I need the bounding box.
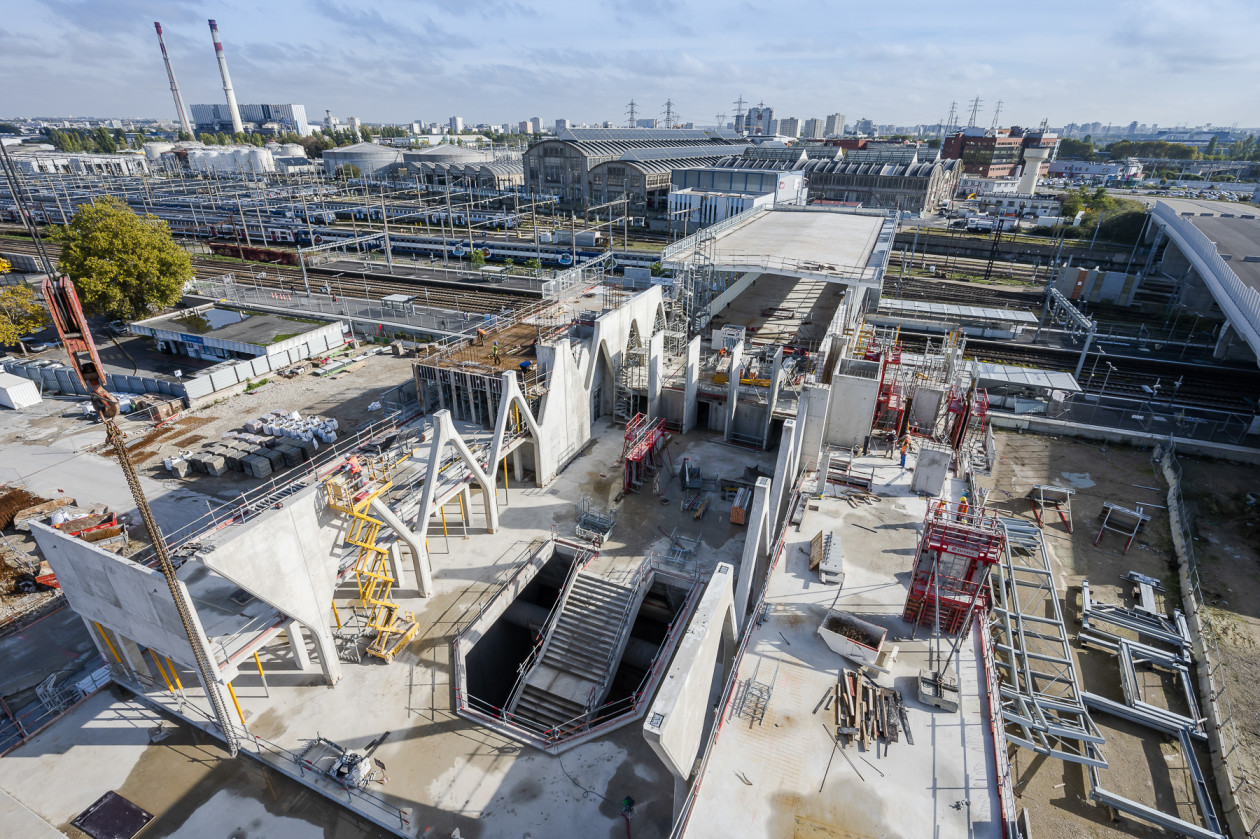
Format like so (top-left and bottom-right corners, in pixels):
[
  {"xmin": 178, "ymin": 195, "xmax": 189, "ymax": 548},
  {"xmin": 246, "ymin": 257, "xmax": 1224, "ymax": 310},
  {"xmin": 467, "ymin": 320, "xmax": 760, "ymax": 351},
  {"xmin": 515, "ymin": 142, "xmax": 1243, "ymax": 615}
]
[
  {"xmin": 643, "ymin": 563, "xmax": 737, "ymax": 780},
  {"xmin": 529, "ymin": 287, "xmax": 666, "ymax": 482},
  {"xmin": 30, "ymin": 523, "xmax": 215, "ymax": 675},
  {"xmin": 824, "ymin": 370, "xmax": 879, "ymax": 448}
]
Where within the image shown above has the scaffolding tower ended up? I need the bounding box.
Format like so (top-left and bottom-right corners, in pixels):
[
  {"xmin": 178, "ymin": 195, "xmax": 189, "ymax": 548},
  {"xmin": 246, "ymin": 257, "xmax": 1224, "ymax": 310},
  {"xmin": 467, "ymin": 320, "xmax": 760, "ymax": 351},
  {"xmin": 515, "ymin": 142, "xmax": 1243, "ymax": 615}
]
[{"xmin": 903, "ymin": 500, "xmax": 1006, "ymax": 635}]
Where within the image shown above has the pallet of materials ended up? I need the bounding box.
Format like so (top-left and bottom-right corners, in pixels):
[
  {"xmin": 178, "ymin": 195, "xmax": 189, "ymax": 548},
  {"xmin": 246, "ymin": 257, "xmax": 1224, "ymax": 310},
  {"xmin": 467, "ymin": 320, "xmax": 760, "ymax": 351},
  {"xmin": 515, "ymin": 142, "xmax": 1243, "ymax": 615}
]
[{"xmin": 729, "ymin": 487, "xmax": 752, "ymax": 525}]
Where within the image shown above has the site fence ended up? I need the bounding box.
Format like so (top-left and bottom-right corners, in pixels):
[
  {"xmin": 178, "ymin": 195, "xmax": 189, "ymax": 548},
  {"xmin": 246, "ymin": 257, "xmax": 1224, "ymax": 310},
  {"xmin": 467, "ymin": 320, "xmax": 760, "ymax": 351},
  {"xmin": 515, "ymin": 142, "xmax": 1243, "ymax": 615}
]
[
  {"xmin": 3, "ymin": 357, "xmax": 187, "ymax": 403},
  {"xmin": 1153, "ymin": 437, "xmax": 1259, "ymax": 837},
  {"xmin": 1042, "ymin": 392, "xmax": 1255, "ymax": 446}
]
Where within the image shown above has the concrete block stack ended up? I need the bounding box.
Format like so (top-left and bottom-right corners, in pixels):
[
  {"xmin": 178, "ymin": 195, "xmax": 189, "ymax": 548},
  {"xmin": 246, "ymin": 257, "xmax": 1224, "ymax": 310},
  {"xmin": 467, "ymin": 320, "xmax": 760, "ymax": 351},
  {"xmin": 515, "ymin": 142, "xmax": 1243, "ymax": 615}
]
[{"xmin": 250, "ymin": 410, "xmax": 339, "ymax": 444}]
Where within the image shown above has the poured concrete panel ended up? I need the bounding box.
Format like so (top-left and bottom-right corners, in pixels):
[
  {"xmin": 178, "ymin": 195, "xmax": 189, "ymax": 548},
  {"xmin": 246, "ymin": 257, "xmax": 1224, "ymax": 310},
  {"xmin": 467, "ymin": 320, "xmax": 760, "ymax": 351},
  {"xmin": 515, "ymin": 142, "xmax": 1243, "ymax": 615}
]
[
  {"xmin": 194, "ymin": 484, "xmax": 339, "ymax": 633},
  {"xmin": 825, "ymin": 370, "xmax": 878, "ymax": 448},
  {"xmin": 644, "ymin": 563, "xmax": 736, "ymax": 779},
  {"xmin": 911, "ymin": 445, "xmax": 951, "ymax": 496},
  {"xmin": 30, "ymin": 523, "xmax": 211, "ymax": 673}
]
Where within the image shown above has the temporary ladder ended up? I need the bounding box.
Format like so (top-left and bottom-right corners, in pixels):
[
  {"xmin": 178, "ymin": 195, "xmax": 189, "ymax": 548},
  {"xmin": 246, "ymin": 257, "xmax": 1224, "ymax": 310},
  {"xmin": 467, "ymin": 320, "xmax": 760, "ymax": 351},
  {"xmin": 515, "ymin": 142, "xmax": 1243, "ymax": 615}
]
[{"xmin": 325, "ymin": 461, "xmax": 419, "ymax": 663}]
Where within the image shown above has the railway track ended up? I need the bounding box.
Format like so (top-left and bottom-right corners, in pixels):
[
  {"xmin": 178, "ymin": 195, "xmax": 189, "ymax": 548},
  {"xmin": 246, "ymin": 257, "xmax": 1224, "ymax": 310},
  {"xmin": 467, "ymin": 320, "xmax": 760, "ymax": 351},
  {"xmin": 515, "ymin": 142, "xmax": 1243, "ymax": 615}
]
[
  {"xmin": 886, "ymin": 276, "xmax": 1045, "ymax": 309},
  {"xmin": 900, "ymin": 332, "xmax": 1258, "ymax": 413},
  {"xmin": 0, "ymin": 236, "xmax": 531, "ymax": 316}
]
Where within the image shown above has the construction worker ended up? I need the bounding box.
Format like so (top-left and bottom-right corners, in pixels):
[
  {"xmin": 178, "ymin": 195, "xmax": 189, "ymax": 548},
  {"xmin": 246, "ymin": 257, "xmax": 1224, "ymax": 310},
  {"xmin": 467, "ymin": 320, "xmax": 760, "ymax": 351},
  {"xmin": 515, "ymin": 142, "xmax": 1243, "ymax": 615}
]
[
  {"xmin": 899, "ymin": 437, "xmax": 910, "ymax": 468},
  {"xmin": 491, "ymin": 340, "xmax": 500, "ymax": 363},
  {"xmin": 958, "ymin": 493, "xmax": 970, "ymax": 523}
]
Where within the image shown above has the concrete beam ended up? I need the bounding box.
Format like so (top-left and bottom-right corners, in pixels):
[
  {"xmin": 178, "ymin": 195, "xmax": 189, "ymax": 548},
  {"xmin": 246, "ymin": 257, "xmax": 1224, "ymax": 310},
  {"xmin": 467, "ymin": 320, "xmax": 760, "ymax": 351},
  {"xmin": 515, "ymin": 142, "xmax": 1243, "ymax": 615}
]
[
  {"xmin": 723, "ymin": 339, "xmax": 744, "ymax": 442},
  {"xmin": 798, "ymin": 384, "xmax": 830, "ymax": 473},
  {"xmin": 682, "ymin": 336, "xmax": 700, "ymax": 433},
  {"xmin": 734, "ymin": 477, "xmax": 772, "ymax": 630},
  {"xmin": 768, "ymin": 419, "xmax": 796, "ymax": 528},
  {"xmin": 644, "ymin": 563, "xmax": 738, "ymax": 780},
  {"xmin": 371, "ymin": 497, "xmax": 432, "ymax": 598},
  {"xmin": 762, "ymin": 347, "xmax": 785, "ymax": 450},
  {"xmin": 647, "ymin": 330, "xmax": 664, "ymax": 422}
]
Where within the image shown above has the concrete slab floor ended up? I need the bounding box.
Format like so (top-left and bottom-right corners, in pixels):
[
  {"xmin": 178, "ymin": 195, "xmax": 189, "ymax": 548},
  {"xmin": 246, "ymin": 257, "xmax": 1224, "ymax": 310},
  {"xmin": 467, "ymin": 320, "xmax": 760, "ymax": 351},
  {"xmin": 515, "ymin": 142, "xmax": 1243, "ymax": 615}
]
[
  {"xmin": 99, "ymin": 423, "xmax": 774, "ymax": 838},
  {"xmin": 710, "ymin": 273, "xmax": 846, "ymax": 349},
  {"xmin": 693, "ymin": 211, "xmax": 884, "ymax": 270},
  {"xmin": 683, "ymin": 456, "xmax": 1001, "ymax": 839},
  {"xmin": 0, "ymin": 690, "xmax": 393, "ymax": 838}
]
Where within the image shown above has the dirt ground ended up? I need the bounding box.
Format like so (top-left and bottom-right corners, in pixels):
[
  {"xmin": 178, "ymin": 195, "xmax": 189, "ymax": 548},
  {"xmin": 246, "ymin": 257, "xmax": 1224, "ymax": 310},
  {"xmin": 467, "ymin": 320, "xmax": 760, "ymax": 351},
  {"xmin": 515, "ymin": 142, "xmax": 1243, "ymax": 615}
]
[
  {"xmin": 1177, "ymin": 455, "xmax": 1260, "ymax": 810},
  {"xmin": 977, "ymin": 430, "xmax": 1218, "ymax": 839}
]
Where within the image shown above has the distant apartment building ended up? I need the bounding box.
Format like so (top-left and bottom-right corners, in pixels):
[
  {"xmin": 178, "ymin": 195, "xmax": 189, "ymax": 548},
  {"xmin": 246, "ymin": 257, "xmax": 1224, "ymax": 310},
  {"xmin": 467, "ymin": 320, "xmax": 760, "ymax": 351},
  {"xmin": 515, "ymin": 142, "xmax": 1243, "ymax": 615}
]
[
  {"xmin": 636, "ymin": 119, "xmax": 659, "ymax": 129},
  {"xmin": 744, "ymin": 105, "xmax": 775, "ymax": 136},
  {"xmin": 824, "ymin": 113, "xmax": 846, "ymax": 137},
  {"xmin": 779, "ymin": 117, "xmax": 801, "ymax": 138},
  {"xmin": 449, "ymin": 116, "xmax": 464, "ymax": 133},
  {"xmin": 519, "ymin": 120, "xmax": 533, "ymax": 134},
  {"xmin": 801, "ymin": 118, "xmax": 824, "ymax": 140},
  {"xmin": 555, "ymin": 119, "xmax": 571, "ymax": 133},
  {"xmin": 942, "ymin": 127, "xmax": 1060, "ymax": 177},
  {"xmin": 347, "ymin": 116, "xmax": 362, "ymax": 132},
  {"xmin": 853, "ymin": 117, "xmax": 876, "ymax": 135},
  {"xmin": 529, "ymin": 117, "xmax": 542, "ymax": 134}
]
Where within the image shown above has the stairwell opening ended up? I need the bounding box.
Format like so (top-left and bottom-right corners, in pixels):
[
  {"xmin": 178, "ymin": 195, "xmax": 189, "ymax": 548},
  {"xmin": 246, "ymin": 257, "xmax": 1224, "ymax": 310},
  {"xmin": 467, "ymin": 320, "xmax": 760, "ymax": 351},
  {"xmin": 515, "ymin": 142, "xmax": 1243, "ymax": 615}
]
[{"xmin": 453, "ymin": 539, "xmax": 702, "ymax": 752}]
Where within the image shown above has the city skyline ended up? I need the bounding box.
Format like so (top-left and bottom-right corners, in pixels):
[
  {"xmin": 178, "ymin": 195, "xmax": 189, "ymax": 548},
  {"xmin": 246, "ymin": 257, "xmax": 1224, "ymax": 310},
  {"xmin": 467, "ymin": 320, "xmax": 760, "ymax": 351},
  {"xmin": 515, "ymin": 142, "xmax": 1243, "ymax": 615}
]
[{"xmin": 5, "ymin": 0, "xmax": 1260, "ymax": 129}]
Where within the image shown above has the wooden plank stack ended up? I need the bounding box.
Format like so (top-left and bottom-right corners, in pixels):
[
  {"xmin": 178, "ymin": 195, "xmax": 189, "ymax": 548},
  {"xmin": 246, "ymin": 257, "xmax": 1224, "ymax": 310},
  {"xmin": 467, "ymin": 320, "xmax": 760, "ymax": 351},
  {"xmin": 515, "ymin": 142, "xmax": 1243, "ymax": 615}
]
[{"xmin": 834, "ymin": 669, "xmax": 901, "ymax": 751}]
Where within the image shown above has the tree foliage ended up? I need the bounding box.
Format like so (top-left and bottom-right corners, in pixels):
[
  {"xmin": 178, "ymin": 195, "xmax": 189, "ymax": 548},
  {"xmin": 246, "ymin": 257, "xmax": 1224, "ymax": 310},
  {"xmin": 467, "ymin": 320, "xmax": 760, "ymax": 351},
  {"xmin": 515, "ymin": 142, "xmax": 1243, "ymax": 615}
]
[
  {"xmin": 0, "ymin": 260, "xmax": 49, "ymax": 352},
  {"xmin": 51, "ymin": 197, "xmax": 192, "ymax": 320},
  {"xmin": 469, "ymin": 249, "xmax": 486, "ymax": 269},
  {"xmin": 1104, "ymin": 140, "xmax": 1199, "ymax": 160},
  {"xmin": 0, "ymin": 122, "xmax": 21, "ymax": 134},
  {"xmin": 1057, "ymin": 137, "xmax": 1094, "ymax": 159}
]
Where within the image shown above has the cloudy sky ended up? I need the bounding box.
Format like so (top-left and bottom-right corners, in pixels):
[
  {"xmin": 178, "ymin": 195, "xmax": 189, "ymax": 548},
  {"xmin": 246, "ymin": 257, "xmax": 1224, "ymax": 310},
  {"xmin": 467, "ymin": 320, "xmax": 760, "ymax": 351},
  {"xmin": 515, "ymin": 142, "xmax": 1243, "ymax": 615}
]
[{"xmin": 8, "ymin": 0, "xmax": 1260, "ymax": 129}]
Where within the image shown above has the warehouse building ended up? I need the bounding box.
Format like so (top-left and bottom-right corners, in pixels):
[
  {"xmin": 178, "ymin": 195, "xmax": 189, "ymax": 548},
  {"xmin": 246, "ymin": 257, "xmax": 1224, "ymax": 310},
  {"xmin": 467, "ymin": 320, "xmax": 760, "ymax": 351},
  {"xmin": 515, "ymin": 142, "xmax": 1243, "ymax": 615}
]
[
  {"xmin": 942, "ymin": 126, "xmax": 1060, "ymax": 177},
  {"xmin": 403, "ymin": 145, "xmax": 524, "ymax": 191},
  {"xmin": 523, "ymin": 127, "xmax": 743, "ymax": 208},
  {"xmin": 586, "ymin": 147, "xmax": 749, "ymax": 227}
]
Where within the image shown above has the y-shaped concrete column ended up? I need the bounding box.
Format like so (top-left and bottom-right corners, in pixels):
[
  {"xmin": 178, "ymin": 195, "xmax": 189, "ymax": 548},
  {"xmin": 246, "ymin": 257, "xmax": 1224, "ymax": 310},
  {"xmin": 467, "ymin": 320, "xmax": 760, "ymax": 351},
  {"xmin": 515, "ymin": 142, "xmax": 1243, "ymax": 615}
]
[
  {"xmin": 762, "ymin": 347, "xmax": 785, "ymax": 450},
  {"xmin": 647, "ymin": 330, "xmax": 665, "ymax": 421}
]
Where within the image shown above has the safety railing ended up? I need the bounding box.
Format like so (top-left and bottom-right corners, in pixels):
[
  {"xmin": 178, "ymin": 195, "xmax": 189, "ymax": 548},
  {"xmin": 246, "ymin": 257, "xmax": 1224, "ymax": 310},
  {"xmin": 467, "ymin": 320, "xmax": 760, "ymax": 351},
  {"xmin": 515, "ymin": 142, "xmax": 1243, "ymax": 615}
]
[
  {"xmin": 1152, "ymin": 201, "xmax": 1260, "ymax": 353},
  {"xmin": 503, "ymin": 549, "xmax": 594, "ymax": 715},
  {"xmin": 1153, "ymin": 437, "xmax": 1258, "ymax": 837},
  {"xmin": 661, "ymin": 204, "xmax": 769, "ymax": 262}
]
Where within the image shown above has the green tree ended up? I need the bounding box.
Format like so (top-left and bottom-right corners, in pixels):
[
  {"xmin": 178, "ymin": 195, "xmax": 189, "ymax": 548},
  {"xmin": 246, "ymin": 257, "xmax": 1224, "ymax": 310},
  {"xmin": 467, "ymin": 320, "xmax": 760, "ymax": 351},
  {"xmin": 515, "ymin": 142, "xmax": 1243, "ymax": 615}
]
[
  {"xmin": 51, "ymin": 197, "xmax": 192, "ymax": 320},
  {"xmin": 525, "ymin": 257, "xmax": 542, "ymax": 271},
  {"xmin": 177, "ymin": 130, "xmax": 193, "ymax": 142},
  {"xmin": 335, "ymin": 163, "xmax": 362, "ymax": 180},
  {"xmin": 0, "ymin": 122, "xmax": 21, "ymax": 134},
  {"xmin": 216, "ymin": 131, "xmax": 230, "ymax": 145},
  {"xmin": 650, "ymin": 261, "xmax": 663, "ymax": 277},
  {"xmin": 92, "ymin": 127, "xmax": 117, "ymax": 153},
  {"xmin": 1058, "ymin": 137, "xmax": 1094, "ymax": 159},
  {"xmin": 0, "ymin": 259, "xmax": 49, "ymax": 354},
  {"xmin": 360, "ymin": 126, "xmax": 373, "ymax": 143},
  {"xmin": 469, "ymin": 249, "xmax": 486, "ymax": 269},
  {"xmin": 1205, "ymin": 135, "xmax": 1219, "ymax": 157}
]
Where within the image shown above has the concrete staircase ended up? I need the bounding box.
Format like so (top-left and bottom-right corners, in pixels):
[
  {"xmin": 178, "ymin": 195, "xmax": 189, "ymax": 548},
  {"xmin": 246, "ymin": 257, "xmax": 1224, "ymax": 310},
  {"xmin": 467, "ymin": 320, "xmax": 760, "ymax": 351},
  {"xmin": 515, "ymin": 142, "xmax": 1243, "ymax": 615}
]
[{"xmin": 507, "ymin": 570, "xmax": 647, "ymax": 734}]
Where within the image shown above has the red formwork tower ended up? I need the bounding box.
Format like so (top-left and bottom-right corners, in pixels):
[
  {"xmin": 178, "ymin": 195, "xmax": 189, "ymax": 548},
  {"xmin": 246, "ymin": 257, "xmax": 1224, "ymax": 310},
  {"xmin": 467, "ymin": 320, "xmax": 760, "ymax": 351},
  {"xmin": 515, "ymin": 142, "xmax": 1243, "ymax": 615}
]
[
  {"xmin": 902, "ymin": 500, "xmax": 1006, "ymax": 634},
  {"xmin": 866, "ymin": 330, "xmax": 907, "ymax": 434}
]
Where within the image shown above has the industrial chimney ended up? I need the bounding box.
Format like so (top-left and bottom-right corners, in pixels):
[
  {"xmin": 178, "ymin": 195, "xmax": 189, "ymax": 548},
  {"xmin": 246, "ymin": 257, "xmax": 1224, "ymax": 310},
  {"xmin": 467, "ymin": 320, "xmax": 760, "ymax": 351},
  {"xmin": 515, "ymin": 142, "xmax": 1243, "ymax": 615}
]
[
  {"xmin": 207, "ymin": 19, "xmax": 244, "ymax": 135},
  {"xmin": 154, "ymin": 23, "xmax": 193, "ymax": 138}
]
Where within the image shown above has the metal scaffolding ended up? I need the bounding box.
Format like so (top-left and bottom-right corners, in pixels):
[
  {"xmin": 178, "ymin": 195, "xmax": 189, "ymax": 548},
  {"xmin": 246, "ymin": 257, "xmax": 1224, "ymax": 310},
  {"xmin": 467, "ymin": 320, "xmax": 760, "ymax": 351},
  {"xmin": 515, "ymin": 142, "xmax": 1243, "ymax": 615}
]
[{"xmin": 989, "ymin": 517, "xmax": 1106, "ymax": 767}]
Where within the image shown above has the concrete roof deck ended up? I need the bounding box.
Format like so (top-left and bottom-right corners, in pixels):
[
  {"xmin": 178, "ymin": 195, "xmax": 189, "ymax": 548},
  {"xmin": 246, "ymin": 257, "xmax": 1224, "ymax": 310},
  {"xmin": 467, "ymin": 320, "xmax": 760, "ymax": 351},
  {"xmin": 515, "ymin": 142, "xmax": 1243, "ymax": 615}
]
[
  {"xmin": 682, "ymin": 458, "xmax": 1002, "ymax": 838},
  {"xmin": 666, "ymin": 209, "xmax": 887, "ymax": 280}
]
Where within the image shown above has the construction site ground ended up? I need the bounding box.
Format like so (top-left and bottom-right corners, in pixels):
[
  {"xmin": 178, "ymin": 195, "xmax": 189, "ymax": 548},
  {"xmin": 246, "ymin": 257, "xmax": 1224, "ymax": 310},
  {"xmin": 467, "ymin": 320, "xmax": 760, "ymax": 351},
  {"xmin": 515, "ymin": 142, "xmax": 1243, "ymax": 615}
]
[
  {"xmin": 975, "ymin": 431, "xmax": 1224, "ymax": 839},
  {"xmin": 1175, "ymin": 455, "xmax": 1260, "ymax": 801},
  {"xmin": 0, "ymin": 421, "xmax": 775, "ymax": 838}
]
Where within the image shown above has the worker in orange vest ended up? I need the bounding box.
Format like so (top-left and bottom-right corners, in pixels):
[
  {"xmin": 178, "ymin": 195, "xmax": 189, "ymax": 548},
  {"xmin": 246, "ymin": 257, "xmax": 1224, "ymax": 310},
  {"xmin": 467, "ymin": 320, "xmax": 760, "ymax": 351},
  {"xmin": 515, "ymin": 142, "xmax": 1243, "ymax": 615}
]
[
  {"xmin": 958, "ymin": 494, "xmax": 970, "ymax": 523},
  {"xmin": 899, "ymin": 438, "xmax": 910, "ymax": 468}
]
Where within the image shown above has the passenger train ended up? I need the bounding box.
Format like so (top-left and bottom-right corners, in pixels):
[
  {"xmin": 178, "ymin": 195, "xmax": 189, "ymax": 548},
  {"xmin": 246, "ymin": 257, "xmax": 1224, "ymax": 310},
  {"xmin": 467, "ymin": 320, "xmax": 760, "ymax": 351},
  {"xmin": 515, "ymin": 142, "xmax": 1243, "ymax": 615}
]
[{"xmin": 0, "ymin": 197, "xmax": 654, "ymax": 270}]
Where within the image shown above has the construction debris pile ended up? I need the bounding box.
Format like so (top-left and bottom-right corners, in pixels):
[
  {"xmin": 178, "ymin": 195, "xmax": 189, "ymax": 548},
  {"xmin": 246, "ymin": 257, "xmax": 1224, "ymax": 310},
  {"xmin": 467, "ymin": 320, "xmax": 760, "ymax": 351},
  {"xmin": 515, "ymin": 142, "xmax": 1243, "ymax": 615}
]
[{"xmin": 833, "ymin": 669, "xmax": 908, "ymax": 751}]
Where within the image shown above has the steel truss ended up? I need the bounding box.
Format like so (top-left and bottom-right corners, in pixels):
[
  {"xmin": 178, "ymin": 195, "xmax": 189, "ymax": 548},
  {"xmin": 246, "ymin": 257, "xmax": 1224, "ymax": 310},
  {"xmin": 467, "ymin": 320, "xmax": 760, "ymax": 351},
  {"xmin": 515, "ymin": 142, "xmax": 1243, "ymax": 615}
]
[{"xmin": 989, "ymin": 518, "xmax": 1106, "ymax": 767}]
